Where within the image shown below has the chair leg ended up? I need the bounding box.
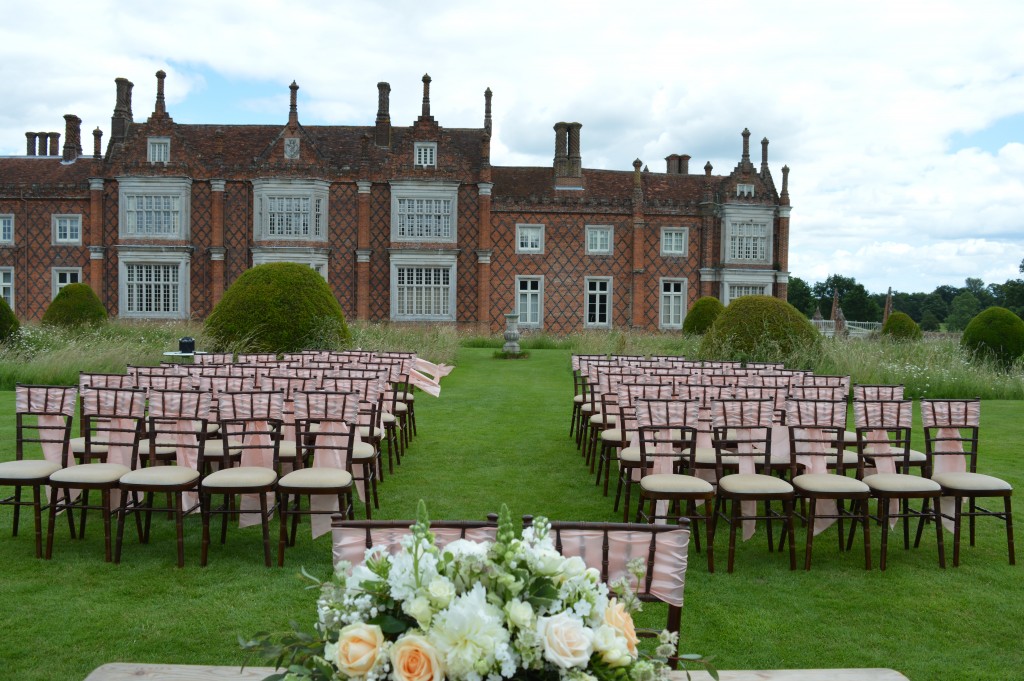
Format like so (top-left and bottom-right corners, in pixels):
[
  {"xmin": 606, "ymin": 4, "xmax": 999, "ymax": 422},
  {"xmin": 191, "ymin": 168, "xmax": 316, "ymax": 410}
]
[
  {"xmin": 101, "ymin": 489, "xmax": 113, "ymax": 563},
  {"xmin": 727, "ymin": 498, "xmax": 740, "ymax": 573},
  {"xmin": 804, "ymin": 498, "xmax": 816, "ymax": 571},
  {"xmin": 705, "ymin": 500, "xmax": 716, "ymax": 573},
  {"xmin": 259, "ymin": 493, "xmax": 272, "ymax": 568},
  {"xmin": 784, "ymin": 499, "xmax": 796, "ymax": 570},
  {"xmin": 1005, "ymin": 497, "xmax": 1016, "ymax": 566},
  {"xmin": 879, "ymin": 497, "xmax": 890, "ymax": 571},
  {"xmin": 114, "ymin": 495, "xmax": 128, "ymax": 564},
  {"xmin": 171, "ymin": 493, "xmax": 185, "ymax": 568},
  {"xmin": 969, "ymin": 497, "xmax": 978, "ymax": 547},
  {"xmin": 951, "ymin": 496, "xmax": 962, "ymax": 568},
  {"xmin": 12, "ymin": 485, "xmax": 22, "ymax": 537},
  {"xmin": 200, "ymin": 493, "xmax": 211, "ymax": 567},
  {"xmin": 932, "ymin": 498, "xmax": 946, "ymax": 568},
  {"xmin": 30, "ymin": 486, "xmax": 44, "ymax": 559},
  {"xmin": 860, "ymin": 499, "xmax": 872, "ymax": 570},
  {"xmin": 45, "ymin": 487, "xmax": 59, "ymax": 560},
  {"xmin": 278, "ymin": 491, "xmax": 289, "ymax": 568}
]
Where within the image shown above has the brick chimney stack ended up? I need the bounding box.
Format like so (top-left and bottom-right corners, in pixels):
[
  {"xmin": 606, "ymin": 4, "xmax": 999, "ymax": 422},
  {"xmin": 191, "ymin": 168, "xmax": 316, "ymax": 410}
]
[
  {"xmin": 484, "ymin": 87, "xmax": 492, "ymax": 134},
  {"xmin": 62, "ymin": 115, "xmax": 81, "ymax": 162},
  {"xmin": 155, "ymin": 70, "xmax": 167, "ymax": 116},
  {"xmin": 704, "ymin": 161, "xmax": 713, "ymax": 176},
  {"xmin": 25, "ymin": 132, "xmax": 36, "ymax": 156},
  {"xmin": 93, "ymin": 127, "xmax": 103, "ymax": 158},
  {"xmin": 421, "ymin": 73, "xmax": 432, "ymax": 119},
  {"xmin": 664, "ymin": 154, "xmax": 691, "ymax": 174},
  {"xmin": 567, "ymin": 122, "xmax": 582, "ymax": 177},
  {"xmin": 761, "ymin": 137, "xmax": 769, "ymax": 174},
  {"xmin": 680, "ymin": 154, "xmax": 690, "ymax": 174},
  {"xmin": 36, "ymin": 133, "xmax": 48, "ymax": 155},
  {"xmin": 111, "ymin": 77, "xmax": 134, "ymax": 145},
  {"xmin": 741, "ymin": 128, "xmax": 751, "ymax": 168},
  {"xmin": 374, "ymin": 82, "xmax": 391, "ymax": 146},
  {"xmin": 780, "ymin": 165, "xmax": 790, "ymax": 205},
  {"xmin": 48, "ymin": 132, "xmax": 60, "ymax": 156},
  {"xmin": 288, "ymin": 81, "xmax": 299, "ymax": 126},
  {"xmin": 553, "ymin": 122, "xmax": 568, "ymax": 177}
]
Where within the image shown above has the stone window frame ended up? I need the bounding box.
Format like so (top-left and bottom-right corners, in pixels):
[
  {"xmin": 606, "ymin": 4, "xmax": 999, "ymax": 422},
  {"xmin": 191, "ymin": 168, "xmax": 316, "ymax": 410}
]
[
  {"xmin": 660, "ymin": 226, "xmax": 688, "ymax": 257},
  {"xmin": 250, "ymin": 246, "xmax": 330, "ymax": 282},
  {"xmin": 389, "ymin": 180, "xmax": 460, "ymax": 244},
  {"xmin": 414, "ymin": 142, "xmax": 437, "ymax": 168},
  {"xmin": 252, "ymin": 178, "xmax": 330, "ymax": 243},
  {"xmin": 118, "ymin": 176, "xmax": 192, "ymax": 240},
  {"xmin": 389, "ymin": 249, "xmax": 459, "ymax": 322},
  {"xmin": 116, "ymin": 246, "xmax": 191, "ymax": 319},
  {"xmin": 148, "ymin": 137, "xmax": 170, "ymax": 164},
  {"xmin": 516, "ymin": 275, "xmax": 544, "ymax": 328},
  {"xmin": 659, "ymin": 277, "xmax": 687, "ymax": 330},
  {"xmin": 0, "ymin": 214, "xmax": 13, "ymax": 244},
  {"xmin": 585, "ymin": 225, "xmax": 613, "ymax": 256},
  {"xmin": 51, "ymin": 267, "xmax": 82, "ymax": 300},
  {"xmin": 515, "ymin": 224, "xmax": 545, "ymax": 254},
  {"xmin": 51, "ymin": 214, "xmax": 82, "ymax": 245},
  {"xmin": 0, "ymin": 266, "xmax": 13, "ymax": 310},
  {"xmin": 584, "ymin": 276, "xmax": 613, "ymax": 328}
]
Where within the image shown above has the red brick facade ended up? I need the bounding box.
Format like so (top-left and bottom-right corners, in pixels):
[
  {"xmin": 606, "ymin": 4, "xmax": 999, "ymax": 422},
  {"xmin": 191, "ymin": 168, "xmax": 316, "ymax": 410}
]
[{"xmin": 0, "ymin": 73, "xmax": 791, "ymax": 332}]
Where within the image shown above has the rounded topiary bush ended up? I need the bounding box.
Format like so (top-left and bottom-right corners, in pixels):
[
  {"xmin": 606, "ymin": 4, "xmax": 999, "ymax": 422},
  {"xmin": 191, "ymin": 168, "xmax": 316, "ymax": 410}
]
[
  {"xmin": 41, "ymin": 283, "xmax": 107, "ymax": 327},
  {"xmin": 961, "ymin": 306, "xmax": 1024, "ymax": 367},
  {"xmin": 205, "ymin": 262, "xmax": 350, "ymax": 353},
  {"xmin": 699, "ymin": 295, "xmax": 818, "ymax": 363},
  {"xmin": 682, "ymin": 296, "xmax": 724, "ymax": 335},
  {"xmin": 0, "ymin": 296, "xmax": 19, "ymax": 342},
  {"xmin": 880, "ymin": 311, "xmax": 922, "ymax": 341}
]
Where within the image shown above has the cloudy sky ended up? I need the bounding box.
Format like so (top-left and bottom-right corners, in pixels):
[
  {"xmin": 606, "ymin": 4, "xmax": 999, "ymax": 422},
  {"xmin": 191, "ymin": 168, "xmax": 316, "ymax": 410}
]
[{"xmin": 2, "ymin": 0, "xmax": 1022, "ymax": 295}]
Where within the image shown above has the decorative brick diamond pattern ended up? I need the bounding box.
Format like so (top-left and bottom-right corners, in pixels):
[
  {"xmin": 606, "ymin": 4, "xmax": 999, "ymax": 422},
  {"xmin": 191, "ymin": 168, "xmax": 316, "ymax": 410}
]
[
  {"xmin": 329, "ymin": 183, "xmax": 358, "ymax": 316},
  {"xmin": 190, "ymin": 182, "xmax": 213, "ymax": 316},
  {"xmin": 456, "ymin": 186, "xmax": 479, "ymax": 323},
  {"xmin": 103, "ymin": 182, "xmax": 120, "ymax": 314},
  {"xmin": 367, "ymin": 190, "xmax": 391, "ymax": 320},
  {"xmin": 642, "ymin": 217, "xmax": 704, "ymax": 328},
  {"xmin": 222, "ymin": 183, "xmax": 251, "ymax": 285},
  {"xmin": 18, "ymin": 196, "xmax": 90, "ymax": 319}
]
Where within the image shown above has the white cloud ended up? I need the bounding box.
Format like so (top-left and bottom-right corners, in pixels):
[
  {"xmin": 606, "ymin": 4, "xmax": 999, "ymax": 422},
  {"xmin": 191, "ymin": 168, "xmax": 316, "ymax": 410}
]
[{"xmin": 2, "ymin": 0, "xmax": 1024, "ymax": 294}]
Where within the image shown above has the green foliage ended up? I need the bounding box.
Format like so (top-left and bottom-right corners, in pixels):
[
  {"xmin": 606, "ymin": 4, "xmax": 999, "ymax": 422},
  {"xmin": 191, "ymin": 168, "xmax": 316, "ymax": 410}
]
[
  {"xmin": 945, "ymin": 292, "xmax": 980, "ymax": 332},
  {"xmin": 919, "ymin": 310, "xmax": 941, "ymax": 332},
  {"xmin": 682, "ymin": 296, "xmax": 724, "ymax": 335},
  {"xmin": 881, "ymin": 311, "xmax": 922, "ymax": 341},
  {"xmin": 961, "ymin": 306, "xmax": 1024, "ymax": 367},
  {"xmin": 40, "ymin": 283, "xmax": 107, "ymax": 327},
  {"xmin": 205, "ymin": 263, "xmax": 350, "ymax": 353},
  {"xmin": 0, "ymin": 296, "xmax": 18, "ymax": 342},
  {"xmin": 786, "ymin": 276, "xmax": 816, "ymax": 316},
  {"xmin": 700, "ymin": 295, "xmax": 819, "ymax": 363}
]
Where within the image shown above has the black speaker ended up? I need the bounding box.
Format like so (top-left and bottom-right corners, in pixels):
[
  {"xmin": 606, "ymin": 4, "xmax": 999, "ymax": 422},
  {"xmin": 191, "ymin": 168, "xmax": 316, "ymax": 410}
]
[{"xmin": 178, "ymin": 337, "xmax": 195, "ymax": 354}]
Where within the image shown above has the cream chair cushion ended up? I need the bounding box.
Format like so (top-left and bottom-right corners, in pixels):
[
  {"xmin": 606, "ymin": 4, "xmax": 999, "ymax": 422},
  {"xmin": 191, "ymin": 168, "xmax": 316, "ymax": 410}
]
[
  {"xmin": 0, "ymin": 459, "xmax": 62, "ymax": 480},
  {"xmin": 933, "ymin": 472, "xmax": 1012, "ymax": 493},
  {"xmin": 793, "ymin": 473, "xmax": 869, "ymax": 494},
  {"xmin": 120, "ymin": 466, "xmax": 200, "ymax": 487},
  {"xmin": 202, "ymin": 466, "xmax": 277, "ymax": 489},
  {"xmin": 278, "ymin": 468, "xmax": 353, "ymax": 489},
  {"xmin": 640, "ymin": 473, "xmax": 713, "ymax": 494},
  {"xmin": 718, "ymin": 473, "xmax": 793, "ymax": 495},
  {"xmin": 863, "ymin": 473, "xmax": 940, "ymax": 494},
  {"xmin": 50, "ymin": 463, "xmax": 128, "ymax": 485}
]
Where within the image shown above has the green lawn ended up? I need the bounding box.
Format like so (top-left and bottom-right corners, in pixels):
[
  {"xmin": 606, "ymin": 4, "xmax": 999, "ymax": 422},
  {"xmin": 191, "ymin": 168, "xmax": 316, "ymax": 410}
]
[{"xmin": 1, "ymin": 347, "xmax": 1022, "ymax": 680}]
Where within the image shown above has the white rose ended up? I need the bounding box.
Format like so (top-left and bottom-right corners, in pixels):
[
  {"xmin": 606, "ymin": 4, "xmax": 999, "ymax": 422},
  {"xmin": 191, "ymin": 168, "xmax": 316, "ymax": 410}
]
[
  {"xmin": 427, "ymin": 577, "xmax": 455, "ymax": 608},
  {"xmin": 403, "ymin": 596, "xmax": 434, "ymax": 628},
  {"xmin": 505, "ymin": 599, "xmax": 534, "ymax": 629},
  {"xmin": 535, "ymin": 551, "xmax": 564, "ymax": 575},
  {"xmin": 334, "ymin": 623, "xmax": 384, "ymax": 676},
  {"xmin": 537, "ymin": 612, "xmax": 594, "ymax": 669},
  {"xmin": 592, "ymin": 625, "xmax": 631, "ymax": 668},
  {"xmin": 562, "ymin": 556, "xmax": 587, "ymax": 579}
]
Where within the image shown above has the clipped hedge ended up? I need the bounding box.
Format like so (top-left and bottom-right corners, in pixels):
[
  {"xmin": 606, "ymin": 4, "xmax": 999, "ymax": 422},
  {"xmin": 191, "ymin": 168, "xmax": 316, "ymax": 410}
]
[
  {"xmin": 682, "ymin": 296, "xmax": 724, "ymax": 335},
  {"xmin": 961, "ymin": 306, "xmax": 1024, "ymax": 367},
  {"xmin": 0, "ymin": 296, "xmax": 19, "ymax": 342},
  {"xmin": 881, "ymin": 311, "xmax": 922, "ymax": 341},
  {"xmin": 41, "ymin": 283, "xmax": 107, "ymax": 327},
  {"xmin": 205, "ymin": 263, "xmax": 350, "ymax": 353},
  {"xmin": 700, "ymin": 295, "xmax": 818, "ymax": 363}
]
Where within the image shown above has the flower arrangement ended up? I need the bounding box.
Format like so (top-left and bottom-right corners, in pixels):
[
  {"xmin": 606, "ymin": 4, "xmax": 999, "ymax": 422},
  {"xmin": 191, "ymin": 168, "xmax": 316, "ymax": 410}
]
[{"xmin": 243, "ymin": 504, "xmax": 715, "ymax": 681}]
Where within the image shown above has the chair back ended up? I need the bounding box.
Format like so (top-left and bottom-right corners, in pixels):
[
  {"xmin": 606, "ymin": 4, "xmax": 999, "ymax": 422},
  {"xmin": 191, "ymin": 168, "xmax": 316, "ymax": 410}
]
[
  {"xmin": 635, "ymin": 398, "xmax": 700, "ymax": 471},
  {"xmin": 789, "ymin": 384, "xmax": 847, "ymax": 400},
  {"xmin": 194, "ymin": 352, "xmax": 233, "ymax": 365},
  {"xmin": 216, "ymin": 391, "xmax": 284, "ymax": 470},
  {"xmin": 15, "ymin": 384, "xmax": 76, "ymax": 465},
  {"xmin": 236, "ymin": 353, "xmax": 279, "ymax": 364},
  {"xmin": 135, "ymin": 374, "xmax": 194, "ymax": 391},
  {"xmin": 293, "ymin": 390, "xmax": 360, "ymax": 472},
  {"xmin": 786, "ymin": 398, "xmax": 848, "ymax": 475},
  {"xmin": 921, "ymin": 398, "xmax": 980, "ymax": 471},
  {"xmin": 853, "ymin": 399, "xmax": 913, "ymax": 469},
  {"xmin": 81, "ymin": 387, "xmax": 147, "ymax": 468},
  {"xmin": 79, "ymin": 372, "xmax": 134, "ymax": 390},
  {"xmin": 710, "ymin": 398, "xmax": 774, "ymax": 475},
  {"xmin": 146, "ymin": 389, "xmax": 212, "ymax": 469}
]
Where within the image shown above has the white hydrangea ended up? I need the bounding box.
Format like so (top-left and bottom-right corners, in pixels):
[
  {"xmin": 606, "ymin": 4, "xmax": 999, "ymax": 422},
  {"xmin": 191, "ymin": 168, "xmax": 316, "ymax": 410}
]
[{"xmin": 429, "ymin": 583, "xmax": 512, "ymax": 680}]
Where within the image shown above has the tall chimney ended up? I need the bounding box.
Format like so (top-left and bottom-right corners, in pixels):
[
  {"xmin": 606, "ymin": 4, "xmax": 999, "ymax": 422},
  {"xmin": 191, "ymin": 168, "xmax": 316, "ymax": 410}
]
[
  {"xmin": 374, "ymin": 82, "xmax": 391, "ymax": 146},
  {"xmin": 553, "ymin": 122, "xmax": 568, "ymax": 177},
  {"xmin": 421, "ymin": 74, "xmax": 432, "ymax": 118},
  {"xmin": 680, "ymin": 154, "xmax": 690, "ymax": 174},
  {"xmin": 154, "ymin": 70, "xmax": 167, "ymax": 116},
  {"xmin": 63, "ymin": 115, "xmax": 82, "ymax": 162},
  {"xmin": 704, "ymin": 161, "xmax": 713, "ymax": 176},
  {"xmin": 741, "ymin": 128, "xmax": 751, "ymax": 167},
  {"xmin": 567, "ymin": 122, "xmax": 582, "ymax": 177},
  {"xmin": 93, "ymin": 127, "xmax": 103, "ymax": 158},
  {"xmin": 761, "ymin": 137, "xmax": 769, "ymax": 173},
  {"xmin": 111, "ymin": 77, "xmax": 134, "ymax": 145},
  {"xmin": 48, "ymin": 132, "xmax": 61, "ymax": 156},
  {"xmin": 288, "ymin": 81, "xmax": 299, "ymax": 125},
  {"xmin": 36, "ymin": 133, "xmax": 48, "ymax": 155},
  {"xmin": 484, "ymin": 87, "xmax": 492, "ymax": 134},
  {"xmin": 25, "ymin": 132, "xmax": 37, "ymax": 156},
  {"xmin": 665, "ymin": 154, "xmax": 679, "ymax": 174},
  {"xmin": 780, "ymin": 165, "xmax": 790, "ymax": 205}
]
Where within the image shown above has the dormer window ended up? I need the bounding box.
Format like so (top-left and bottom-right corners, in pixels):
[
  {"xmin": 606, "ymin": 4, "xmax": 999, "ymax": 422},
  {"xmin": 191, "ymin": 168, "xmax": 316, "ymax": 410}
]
[
  {"xmin": 736, "ymin": 183, "xmax": 755, "ymax": 198},
  {"xmin": 414, "ymin": 142, "xmax": 437, "ymax": 168},
  {"xmin": 148, "ymin": 138, "xmax": 170, "ymax": 164}
]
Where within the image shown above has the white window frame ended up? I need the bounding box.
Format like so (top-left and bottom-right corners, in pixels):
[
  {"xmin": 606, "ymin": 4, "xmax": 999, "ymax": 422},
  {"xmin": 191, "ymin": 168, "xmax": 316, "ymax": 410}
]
[
  {"xmin": 118, "ymin": 177, "xmax": 192, "ymax": 240},
  {"xmin": 728, "ymin": 284, "xmax": 767, "ymax": 300},
  {"xmin": 51, "ymin": 267, "xmax": 82, "ymax": 300},
  {"xmin": 516, "ymin": 224, "xmax": 545, "ymax": 254},
  {"xmin": 722, "ymin": 204, "xmax": 774, "ymax": 265},
  {"xmin": 585, "ymin": 225, "xmax": 613, "ymax": 255},
  {"xmin": 736, "ymin": 183, "xmax": 755, "ymax": 198},
  {"xmin": 414, "ymin": 142, "xmax": 437, "ymax": 168},
  {"xmin": 0, "ymin": 214, "xmax": 13, "ymax": 244},
  {"xmin": 0, "ymin": 267, "xmax": 13, "ymax": 310},
  {"xmin": 389, "ymin": 250, "xmax": 458, "ymax": 322},
  {"xmin": 516, "ymin": 276, "xmax": 544, "ymax": 328},
  {"xmin": 660, "ymin": 227, "xmax": 688, "ymax": 257},
  {"xmin": 251, "ymin": 247, "xmax": 329, "ymax": 281},
  {"xmin": 390, "ymin": 180, "xmax": 459, "ymax": 244},
  {"xmin": 252, "ymin": 179, "xmax": 330, "ymax": 242},
  {"xmin": 51, "ymin": 214, "xmax": 82, "ymax": 245},
  {"xmin": 117, "ymin": 246, "xmax": 190, "ymax": 319},
  {"xmin": 659, "ymin": 278, "xmax": 687, "ymax": 330},
  {"xmin": 148, "ymin": 137, "xmax": 170, "ymax": 164},
  {"xmin": 584, "ymin": 276, "xmax": 612, "ymax": 328}
]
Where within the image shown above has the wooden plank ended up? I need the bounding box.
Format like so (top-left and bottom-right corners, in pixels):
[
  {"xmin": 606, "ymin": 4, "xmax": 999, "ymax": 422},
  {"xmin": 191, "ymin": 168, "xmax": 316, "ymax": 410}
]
[{"xmin": 84, "ymin": 663, "xmax": 910, "ymax": 681}]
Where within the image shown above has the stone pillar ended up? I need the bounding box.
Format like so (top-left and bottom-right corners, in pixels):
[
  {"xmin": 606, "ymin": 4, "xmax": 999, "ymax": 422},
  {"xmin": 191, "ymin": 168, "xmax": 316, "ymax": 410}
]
[
  {"xmin": 477, "ymin": 182, "xmax": 494, "ymax": 329},
  {"xmin": 88, "ymin": 178, "xmax": 105, "ymax": 301},
  {"xmin": 776, "ymin": 165, "xmax": 791, "ymax": 301},
  {"xmin": 210, "ymin": 180, "xmax": 226, "ymax": 305},
  {"xmin": 356, "ymin": 181, "xmax": 372, "ymax": 319}
]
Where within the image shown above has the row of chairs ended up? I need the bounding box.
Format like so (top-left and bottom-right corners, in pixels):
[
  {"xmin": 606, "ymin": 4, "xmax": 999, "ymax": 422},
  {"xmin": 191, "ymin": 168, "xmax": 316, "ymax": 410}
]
[{"xmin": 0, "ymin": 374, "xmax": 416, "ymax": 567}]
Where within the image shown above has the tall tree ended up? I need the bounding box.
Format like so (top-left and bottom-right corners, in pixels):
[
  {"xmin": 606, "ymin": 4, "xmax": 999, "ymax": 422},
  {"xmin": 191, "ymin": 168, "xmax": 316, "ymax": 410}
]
[
  {"xmin": 787, "ymin": 276, "xmax": 816, "ymax": 316},
  {"xmin": 945, "ymin": 292, "xmax": 980, "ymax": 331}
]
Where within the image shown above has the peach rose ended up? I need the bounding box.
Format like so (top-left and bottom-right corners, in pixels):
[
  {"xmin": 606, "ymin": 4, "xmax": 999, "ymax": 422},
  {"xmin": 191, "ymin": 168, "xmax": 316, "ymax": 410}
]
[
  {"xmin": 335, "ymin": 623, "xmax": 384, "ymax": 676},
  {"xmin": 390, "ymin": 633, "xmax": 443, "ymax": 681},
  {"xmin": 603, "ymin": 599, "xmax": 638, "ymax": 656}
]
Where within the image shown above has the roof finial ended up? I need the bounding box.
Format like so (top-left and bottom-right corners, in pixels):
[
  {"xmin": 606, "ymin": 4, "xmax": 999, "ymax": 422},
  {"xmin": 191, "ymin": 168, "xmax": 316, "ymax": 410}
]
[
  {"xmin": 704, "ymin": 161, "xmax": 713, "ymax": 176},
  {"xmin": 741, "ymin": 128, "xmax": 751, "ymax": 166},
  {"xmin": 484, "ymin": 87, "xmax": 492, "ymax": 134},
  {"xmin": 155, "ymin": 70, "xmax": 167, "ymax": 116},
  {"xmin": 760, "ymin": 137, "xmax": 769, "ymax": 173},
  {"xmin": 289, "ymin": 81, "xmax": 299, "ymax": 125}
]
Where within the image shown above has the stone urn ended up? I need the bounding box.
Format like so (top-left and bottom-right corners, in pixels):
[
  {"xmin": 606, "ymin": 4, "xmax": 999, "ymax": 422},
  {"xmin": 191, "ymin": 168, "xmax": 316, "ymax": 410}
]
[{"xmin": 503, "ymin": 313, "xmax": 521, "ymax": 354}]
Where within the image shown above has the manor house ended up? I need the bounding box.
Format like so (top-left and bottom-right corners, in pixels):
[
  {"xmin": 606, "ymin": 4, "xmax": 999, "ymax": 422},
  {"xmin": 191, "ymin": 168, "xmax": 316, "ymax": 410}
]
[{"xmin": 0, "ymin": 72, "xmax": 791, "ymax": 332}]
